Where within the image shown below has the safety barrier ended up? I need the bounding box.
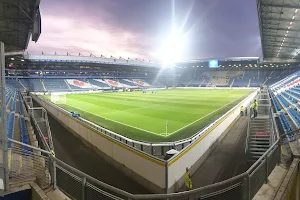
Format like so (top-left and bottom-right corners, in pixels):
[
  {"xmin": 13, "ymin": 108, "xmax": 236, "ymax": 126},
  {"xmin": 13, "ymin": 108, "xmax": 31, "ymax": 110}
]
[
  {"xmin": 13, "ymin": 89, "xmax": 287, "ymax": 199},
  {"xmin": 31, "ymin": 90, "xmax": 257, "ymax": 158},
  {"xmin": 3, "ymin": 134, "xmax": 281, "ymax": 200}
]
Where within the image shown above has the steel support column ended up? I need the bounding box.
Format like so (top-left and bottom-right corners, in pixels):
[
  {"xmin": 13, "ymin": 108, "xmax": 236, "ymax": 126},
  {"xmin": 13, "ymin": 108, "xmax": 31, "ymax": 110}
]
[{"xmin": 0, "ymin": 41, "xmax": 8, "ymax": 191}]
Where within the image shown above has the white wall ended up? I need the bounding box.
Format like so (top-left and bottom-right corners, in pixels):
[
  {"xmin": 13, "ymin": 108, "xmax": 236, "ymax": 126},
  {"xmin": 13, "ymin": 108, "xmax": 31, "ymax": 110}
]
[
  {"xmin": 32, "ymin": 94, "xmax": 166, "ymax": 191},
  {"xmin": 32, "ymin": 89, "xmax": 258, "ymax": 192},
  {"xmin": 167, "ymin": 90, "xmax": 257, "ymax": 190}
]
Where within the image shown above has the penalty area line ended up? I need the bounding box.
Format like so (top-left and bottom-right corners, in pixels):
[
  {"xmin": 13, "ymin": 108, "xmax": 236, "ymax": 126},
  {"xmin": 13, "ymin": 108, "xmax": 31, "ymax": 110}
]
[
  {"xmin": 162, "ymin": 96, "xmax": 243, "ymax": 137},
  {"xmin": 64, "ymin": 105, "xmax": 164, "ymax": 137}
]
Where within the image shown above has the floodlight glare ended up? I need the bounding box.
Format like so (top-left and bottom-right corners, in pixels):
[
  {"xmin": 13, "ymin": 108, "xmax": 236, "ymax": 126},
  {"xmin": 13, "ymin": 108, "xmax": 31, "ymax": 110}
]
[{"xmin": 157, "ymin": 29, "xmax": 186, "ymax": 66}]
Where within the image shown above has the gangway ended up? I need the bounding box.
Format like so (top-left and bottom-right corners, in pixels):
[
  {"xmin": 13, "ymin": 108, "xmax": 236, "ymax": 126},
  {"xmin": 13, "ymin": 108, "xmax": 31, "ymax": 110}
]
[{"xmin": 246, "ymin": 86, "xmax": 273, "ymax": 162}]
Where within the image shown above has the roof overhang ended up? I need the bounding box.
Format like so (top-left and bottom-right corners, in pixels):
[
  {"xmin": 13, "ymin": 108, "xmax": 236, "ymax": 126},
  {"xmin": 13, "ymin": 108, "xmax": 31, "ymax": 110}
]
[
  {"xmin": 0, "ymin": 0, "xmax": 41, "ymax": 52},
  {"xmin": 257, "ymin": 0, "xmax": 300, "ymax": 61}
]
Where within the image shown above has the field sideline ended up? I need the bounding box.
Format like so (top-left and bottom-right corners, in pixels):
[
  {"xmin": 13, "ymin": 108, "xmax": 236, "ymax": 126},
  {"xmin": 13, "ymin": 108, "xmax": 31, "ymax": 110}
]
[{"xmin": 43, "ymin": 89, "xmax": 253, "ymax": 142}]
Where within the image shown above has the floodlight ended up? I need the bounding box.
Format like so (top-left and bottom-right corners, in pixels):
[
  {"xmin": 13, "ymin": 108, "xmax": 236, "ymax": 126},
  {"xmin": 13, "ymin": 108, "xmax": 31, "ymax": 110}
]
[{"xmin": 157, "ymin": 28, "xmax": 187, "ymax": 66}]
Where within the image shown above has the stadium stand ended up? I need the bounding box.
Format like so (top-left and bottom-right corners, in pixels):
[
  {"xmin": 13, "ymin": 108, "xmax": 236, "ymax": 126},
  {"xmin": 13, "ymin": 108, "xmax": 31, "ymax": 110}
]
[
  {"xmin": 118, "ymin": 79, "xmax": 137, "ymax": 87},
  {"xmin": 43, "ymin": 79, "xmax": 70, "ymax": 91},
  {"xmin": 66, "ymin": 79, "xmax": 95, "ymax": 90},
  {"xmin": 6, "ymin": 79, "xmax": 25, "ymax": 90},
  {"xmin": 21, "ymin": 79, "xmax": 44, "ymax": 91},
  {"xmin": 270, "ymin": 70, "xmax": 300, "ymax": 142},
  {"xmin": 87, "ymin": 79, "xmax": 110, "ymax": 88}
]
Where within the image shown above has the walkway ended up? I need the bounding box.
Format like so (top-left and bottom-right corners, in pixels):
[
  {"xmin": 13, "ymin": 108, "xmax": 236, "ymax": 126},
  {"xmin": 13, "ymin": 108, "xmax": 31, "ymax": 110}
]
[
  {"xmin": 190, "ymin": 116, "xmax": 250, "ymax": 188},
  {"xmin": 33, "ymin": 100, "xmax": 150, "ymax": 194}
]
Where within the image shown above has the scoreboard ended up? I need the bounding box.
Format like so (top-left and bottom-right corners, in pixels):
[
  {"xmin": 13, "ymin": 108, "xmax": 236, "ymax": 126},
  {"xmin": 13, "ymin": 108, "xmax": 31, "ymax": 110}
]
[{"xmin": 208, "ymin": 60, "xmax": 219, "ymax": 68}]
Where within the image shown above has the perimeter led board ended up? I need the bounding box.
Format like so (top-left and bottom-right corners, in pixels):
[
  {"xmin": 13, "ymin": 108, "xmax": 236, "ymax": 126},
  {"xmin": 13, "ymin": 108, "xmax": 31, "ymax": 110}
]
[{"xmin": 209, "ymin": 60, "xmax": 219, "ymax": 68}]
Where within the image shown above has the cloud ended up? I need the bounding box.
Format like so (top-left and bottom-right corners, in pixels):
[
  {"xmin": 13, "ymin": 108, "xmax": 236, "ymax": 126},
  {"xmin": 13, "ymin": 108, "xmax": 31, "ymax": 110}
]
[{"xmin": 27, "ymin": 11, "xmax": 149, "ymax": 59}]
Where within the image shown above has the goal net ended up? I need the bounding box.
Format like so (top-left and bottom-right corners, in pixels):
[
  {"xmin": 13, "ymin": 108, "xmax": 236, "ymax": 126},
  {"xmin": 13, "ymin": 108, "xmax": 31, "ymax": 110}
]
[{"xmin": 51, "ymin": 93, "xmax": 67, "ymax": 104}]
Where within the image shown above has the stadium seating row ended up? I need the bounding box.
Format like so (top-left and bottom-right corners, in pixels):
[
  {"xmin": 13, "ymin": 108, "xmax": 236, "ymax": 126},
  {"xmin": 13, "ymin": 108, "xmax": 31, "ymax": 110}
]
[
  {"xmin": 4, "ymin": 88, "xmax": 31, "ymax": 149},
  {"xmin": 271, "ymin": 70, "xmax": 300, "ymax": 142},
  {"xmin": 10, "ymin": 78, "xmax": 150, "ymax": 91}
]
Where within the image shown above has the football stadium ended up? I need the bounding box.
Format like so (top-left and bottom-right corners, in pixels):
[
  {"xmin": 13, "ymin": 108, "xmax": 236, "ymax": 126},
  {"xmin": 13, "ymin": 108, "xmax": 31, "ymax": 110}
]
[
  {"xmin": 1, "ymin": 0, "xmax": 300, "ymax": 200},
  {"xmin": 43, "ymin": 89, "xmax": 253, "ymax": 142}
]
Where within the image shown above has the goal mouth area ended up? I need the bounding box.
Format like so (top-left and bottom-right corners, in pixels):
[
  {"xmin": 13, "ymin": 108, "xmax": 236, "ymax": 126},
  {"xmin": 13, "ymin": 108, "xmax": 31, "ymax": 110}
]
[{"xmin": 50, "ymin": 92, "xmax": 67, "ymax": 104}]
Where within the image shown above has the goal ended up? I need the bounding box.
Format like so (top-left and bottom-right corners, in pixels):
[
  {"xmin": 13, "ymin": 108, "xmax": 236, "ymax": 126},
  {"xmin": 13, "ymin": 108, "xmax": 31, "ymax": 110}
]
[{"xmin": 51, "ymin": 93, "xmax": 67, "ymax": 104}]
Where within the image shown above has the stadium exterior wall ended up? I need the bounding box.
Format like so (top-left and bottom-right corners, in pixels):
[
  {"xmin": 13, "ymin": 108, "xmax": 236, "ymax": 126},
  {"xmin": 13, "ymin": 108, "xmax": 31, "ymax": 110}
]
[
  {"xmin": 31, "ymin": 94, "xmax": 167, "ymax": 193},
  {"xmin": 167, "ymin": 90, "xmax": 258, "ymax": 192},
  {"xmin": 31, "ymin": 88, "xmax": 258, "ymax": 193}
]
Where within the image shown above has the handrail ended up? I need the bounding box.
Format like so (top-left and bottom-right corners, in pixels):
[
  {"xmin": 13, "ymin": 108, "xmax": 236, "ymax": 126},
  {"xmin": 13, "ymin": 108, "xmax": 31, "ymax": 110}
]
[
  {"xmin": 245, "ymin": 109, "xmax": 251, "ymax": 154},
  {"xmin": 279, "ymin": 128, "xmax": 300, "ymax": 137},
  {"xmin": 32, "ymin": 90, "xmax": 258, "ymax": 161},
  {"xmin": 13, "ymin": 88, "xmax": 283, "ymax": 200}
]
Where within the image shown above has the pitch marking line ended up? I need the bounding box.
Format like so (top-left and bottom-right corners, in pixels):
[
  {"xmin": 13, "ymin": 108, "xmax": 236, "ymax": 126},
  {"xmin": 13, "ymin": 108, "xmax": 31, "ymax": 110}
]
[
  {"xmin": 64, "ymin": 95, "xmax": 244, "ymax": 138},
  {"xmin": 101, "ymin": 104, "xmax": 161, "ymax": 115},
  {"xmin": 160, "ymin": 96, "xmax": 244, "ymax": 136},
  {"xmin": 64, "ymin": 105, "xmax": 163, "ymax": 137}
]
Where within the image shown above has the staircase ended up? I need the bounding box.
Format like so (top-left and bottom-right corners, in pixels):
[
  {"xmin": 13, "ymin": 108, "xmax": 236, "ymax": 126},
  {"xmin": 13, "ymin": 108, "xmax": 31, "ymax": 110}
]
[
  {"xmin": 246, "ymin": 86, "xmax": 274, "ymax": 162},
  {"xmin": 41, "ymin": 79, "xmax": 46, "ymax": 91},
  {"xmin": 230, "ymin": 79, "xmax": 235, "ymax": 87},
  {"xmin": 247, "ymin": 118, "xmax": 271, "ymax": 161},
  {"xmin": 248, "ymin": 79, "xmax": 251, "ymax": 87}
]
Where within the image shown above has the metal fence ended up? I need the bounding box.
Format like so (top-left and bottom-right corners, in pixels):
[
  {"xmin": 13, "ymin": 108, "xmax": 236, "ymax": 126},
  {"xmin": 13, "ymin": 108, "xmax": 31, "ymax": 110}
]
[
  {"xmin": 0, "ymin": 133, "xmax": 281, "ymax": 200},
  {"xmin": 48, "ymin": 138, "xmax": 280, "ymax": 200},
  {"xmin": 13, "ymin": 90, "xmax": 285, "ymax": 199},
  {"xmin": 31, "ymin": 91, "xmax": 256, "ymax": 158},
  {"xmin": 6, "ymin": 139, "xmax": 52, "ymax": 189}
]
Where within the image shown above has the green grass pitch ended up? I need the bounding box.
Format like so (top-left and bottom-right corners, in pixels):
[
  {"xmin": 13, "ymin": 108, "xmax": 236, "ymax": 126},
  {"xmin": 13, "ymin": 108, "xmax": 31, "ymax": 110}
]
[{"xmin": 43, "ymin": 89, "xmax": 253, "ymax": 142}]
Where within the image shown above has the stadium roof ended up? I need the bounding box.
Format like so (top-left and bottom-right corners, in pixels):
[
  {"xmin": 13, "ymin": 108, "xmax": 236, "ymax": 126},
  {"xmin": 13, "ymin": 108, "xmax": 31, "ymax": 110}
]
[
  {"xmin": 0, "ymin": 0, "xmax": 41, "ymax": 52},
  {"xmin": 257, "ymin": 0, "xmax": 300, "ymax": 61}
]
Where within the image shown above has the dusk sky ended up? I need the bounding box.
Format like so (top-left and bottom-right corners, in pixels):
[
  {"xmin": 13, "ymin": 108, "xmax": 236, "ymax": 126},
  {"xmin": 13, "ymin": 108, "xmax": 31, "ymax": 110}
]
[{"xmin": 27, "ymin": 0, "xmax": 262, "ymax": 61}]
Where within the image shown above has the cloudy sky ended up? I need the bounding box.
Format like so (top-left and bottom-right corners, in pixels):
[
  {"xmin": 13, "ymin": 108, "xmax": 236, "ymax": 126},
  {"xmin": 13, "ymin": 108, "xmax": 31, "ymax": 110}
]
[{"xmin": 27, "ymin": 0, "xmax": 262, "ymax": 61}]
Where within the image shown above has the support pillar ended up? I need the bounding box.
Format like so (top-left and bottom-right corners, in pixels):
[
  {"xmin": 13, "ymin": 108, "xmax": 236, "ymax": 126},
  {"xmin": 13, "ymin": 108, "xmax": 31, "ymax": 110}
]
[{"xmin": 0, "ymin": 41, "xmax": 8, "ymax": 192}]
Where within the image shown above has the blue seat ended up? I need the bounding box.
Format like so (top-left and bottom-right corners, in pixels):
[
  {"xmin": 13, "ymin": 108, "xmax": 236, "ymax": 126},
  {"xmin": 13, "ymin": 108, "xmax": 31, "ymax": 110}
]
[
  {"xmin": 287, "ymin": 108, "xmax": 300, "ymax": 128},
  {"xmin": 276, "ymin": 95, "xmax": 289, "ymax": 108}
]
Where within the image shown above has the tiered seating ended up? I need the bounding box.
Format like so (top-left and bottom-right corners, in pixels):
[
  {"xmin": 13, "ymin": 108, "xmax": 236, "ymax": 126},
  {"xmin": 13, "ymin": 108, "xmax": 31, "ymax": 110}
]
[
  {"xmin": 278, "ymin": 113, "xmax": 293, "ymax": 134},
  {"xmin": 276, "ymin": 95, "xmax": 289, "ymax": 108},
  {"xmin": 66, "ymin": 79, "xmax": 95, "ymax": 90},
  {"xmin": 250, "ymin": 78, "xmax": 264, "ymax": 87},
  {"xmin": 270, "ymin": 93, "xmax": 281, "ymax": 112},
  {"xmin": 10, "ymin": 92, "xmax": 17, "ymax": 112},
  {"xmin": 271, "ymin": 70, "xmax": 300, "ymax": 142},
  {"xmin": 288, "ymin": 89, "xmax": 300, "ymax": 99},
  {"xmin": 18, "ymin": 95, "xmax": 24, "ymax": 116},
  {"xmin": 20, "ymin": 118, "xmax": 31, "ymax": 147},
  {"xmin": 287, "ymin": 108, "xmax": 300, "ymax": 128},
  {"xmin": 21, "ymin": 79, "xmax": 44, "ymax": 91},
  {"xmin": 6, "ymin": 112, "xmax": 15, "ymax": 148},
  {"xmin": 118, "ymin": 79, "xmax": 137, "ymax": 87},
  {"xmin": 232, "ymin": 78, "xmax": 249, "ymax": 87},
  {"xmin": 88, "ymin": 79, "xmax": 110, "ymax": 88},
  {"xmin": 43, "ymin": 79, "xmax": 69, "ymax": 91},
  {"xmin": 6, "ymin": 79, "xmax": 25, "ymax": 90},
  {"xmin": 282, "ymin": 92, "xmax": 297, "ymax": 104},
  {"xmin": 105, "ymin": 79, "xmax": 120, "ymax": 87}
]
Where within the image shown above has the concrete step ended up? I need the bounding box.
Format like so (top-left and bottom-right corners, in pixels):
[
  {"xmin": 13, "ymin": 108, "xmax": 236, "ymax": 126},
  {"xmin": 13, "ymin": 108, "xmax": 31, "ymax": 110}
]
[
  {"xmin": 249, "ymin": 141, "xmax": 270, "ymax": 145},
  {"xmin": 249, "ymin": 144, "xmax": 270, "ymax": 148},
  {"xmin": 249, "ymin": 148, "xmax": 268, "ymax": 152},
  {"xmin": 249, "ymin": 151, "xmax": 265, "ymax": 155},
  {"xmin": 249, "ymin": 137, "xmax": 270, "ymax": 141}
]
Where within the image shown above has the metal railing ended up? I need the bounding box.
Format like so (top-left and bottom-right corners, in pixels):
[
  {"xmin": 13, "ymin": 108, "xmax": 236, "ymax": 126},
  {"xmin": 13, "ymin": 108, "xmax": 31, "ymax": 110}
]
[
  {"xmin": 31, "ymin": 137, "xmax": 280, "ymax": 200},
  {"xmin": 31, "ymin": 91, "xmax": 257, "ymax": 158},
  {"xmin": 2, "ymin": 89, "xmax": 286, "ymax": 199},
  {"xmin": 0, "ymin": 128, "xmax": 282, "ymax": 200},
  {"xmin": 6, "ymin": 139, "xmax": 53, "ymax": 189}
]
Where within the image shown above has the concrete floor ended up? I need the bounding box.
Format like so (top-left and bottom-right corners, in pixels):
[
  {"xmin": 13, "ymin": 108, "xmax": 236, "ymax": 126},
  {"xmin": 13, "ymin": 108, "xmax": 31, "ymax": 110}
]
[{"xmin": 190, "ymin": 116, "xmax": 251, "ymax": 188}]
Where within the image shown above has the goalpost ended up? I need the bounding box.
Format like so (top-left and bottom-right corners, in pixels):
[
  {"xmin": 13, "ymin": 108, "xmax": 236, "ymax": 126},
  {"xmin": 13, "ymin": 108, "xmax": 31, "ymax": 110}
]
[{"xmin": 51, "ymin": 92, "xmax": 67, "ymax": 104}]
